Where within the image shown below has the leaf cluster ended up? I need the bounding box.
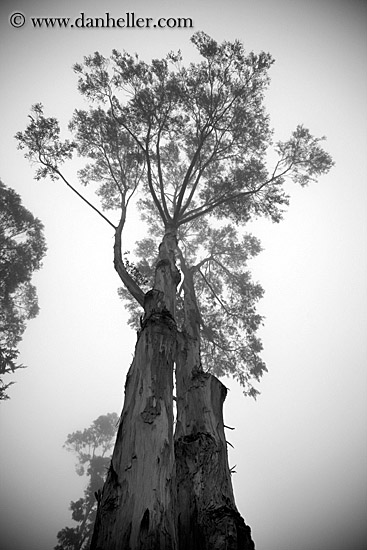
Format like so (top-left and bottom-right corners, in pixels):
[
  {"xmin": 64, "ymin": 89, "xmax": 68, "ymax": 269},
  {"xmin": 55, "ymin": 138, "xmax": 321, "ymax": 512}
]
[
  {"xmin": 15, "ymin": 104, "xmax": 75, "ymax": 181},
  {"xmin": 0, "ymin": 180, "xmax": 46, "ymax": 399},
  {"xmin": 63, "ymin": 412, "xmax": 118, "ymax": 475},
  {"xmin": 69, "ymin": 108, "xmax": 144, "ymax": 210},
  {"xmin": 191, "ymin": 224, "xmax": 266, "ymax": 396}
]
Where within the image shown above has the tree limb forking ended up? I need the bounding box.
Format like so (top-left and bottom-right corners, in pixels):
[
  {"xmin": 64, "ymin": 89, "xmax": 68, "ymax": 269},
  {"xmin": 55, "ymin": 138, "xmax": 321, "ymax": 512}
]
[
  {"xmin": 173, "ymin": 130, "xmax": 208, "ymax": 221},
  {"xmin": 37, "ymin": 158, "xmax": 146, "ymax": 308},
  {"xmin": 198, "ymin": 268, "xmax": 231, "ymax": 315},
  {"xmin": 177, "ymin": 165, "xmax": 293, "ymax": 226},
  {"xmin": 145, "ymin": 148, "xmax": 169, "ymax": 224},
  {"xmin": 176, "ymin": 144, "xmax": 219, "ymax": 221}
]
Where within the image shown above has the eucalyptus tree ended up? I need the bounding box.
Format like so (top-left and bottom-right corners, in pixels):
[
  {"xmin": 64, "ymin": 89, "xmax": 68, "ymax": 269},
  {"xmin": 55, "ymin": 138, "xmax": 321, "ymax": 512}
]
[
  {"xmin": 0, "ymin": 180, "xmax": 46, "ymax": 399},
  {"xmin": 16, "ymin": 32, "xmax": 333, "ymax": 549}
]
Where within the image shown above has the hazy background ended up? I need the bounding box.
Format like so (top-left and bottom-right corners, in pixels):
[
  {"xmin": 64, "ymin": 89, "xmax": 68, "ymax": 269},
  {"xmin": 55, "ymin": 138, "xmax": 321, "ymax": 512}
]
[{"xmin": 0, "ymin": 1, "xmax": 366, "ymax": 549}]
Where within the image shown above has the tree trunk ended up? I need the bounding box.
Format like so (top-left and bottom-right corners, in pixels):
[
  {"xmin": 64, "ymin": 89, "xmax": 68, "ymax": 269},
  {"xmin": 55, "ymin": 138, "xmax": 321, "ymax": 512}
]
[
  {"xmin": 91, "ymin": 228, "xmax": 254, "ymax": 549},
  {"xmin": 175, "ymin": 335, "xmax": 255, "ymax": 550},
  {"xmin": 91, "ymin": 228, "xmax": 181, "ymax": 550},
  {"xmin": 174, "ymin": 259, "xmax": 255, "ymax": 550},
  {"xmin": 91, "ymin": 296, "xmax": 177, "ymax": 550}
]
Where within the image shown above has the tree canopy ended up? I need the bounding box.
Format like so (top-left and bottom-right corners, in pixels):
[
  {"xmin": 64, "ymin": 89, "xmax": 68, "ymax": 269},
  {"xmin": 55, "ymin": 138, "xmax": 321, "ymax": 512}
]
[
  {"xmin": 0, "ymin": 180, "xmax": 46, "ymax": 400},
  {"xmin": 16, "ymin": 32, "xmax": 333, "ymax": 397}
]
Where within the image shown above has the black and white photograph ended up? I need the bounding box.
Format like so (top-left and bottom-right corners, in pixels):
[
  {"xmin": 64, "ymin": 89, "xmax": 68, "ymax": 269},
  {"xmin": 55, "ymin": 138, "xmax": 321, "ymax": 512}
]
[{"xmin": 0, "ymin": 1, "xmax": 366, "ymax": 549}]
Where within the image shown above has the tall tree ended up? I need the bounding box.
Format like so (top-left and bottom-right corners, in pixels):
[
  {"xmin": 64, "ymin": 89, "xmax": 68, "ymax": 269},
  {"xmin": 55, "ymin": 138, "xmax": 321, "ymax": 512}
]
[
  {"xmin": 55, "ymin": 413, "xmax": 118, "ymax": 550},
  {"xmin": 16, "ymin": 32, "xmax": 333, "ymax": 549},
  {"xmin": 0, "ymin": 180, "xmax": 46, "ymax": 400}
]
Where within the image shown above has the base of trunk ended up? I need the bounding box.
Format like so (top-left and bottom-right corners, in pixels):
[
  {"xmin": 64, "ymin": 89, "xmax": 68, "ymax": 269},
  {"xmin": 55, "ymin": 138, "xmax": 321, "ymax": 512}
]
[{"xmin": 175, "ymin": 364, "xmax": 255, "ymax": 550}]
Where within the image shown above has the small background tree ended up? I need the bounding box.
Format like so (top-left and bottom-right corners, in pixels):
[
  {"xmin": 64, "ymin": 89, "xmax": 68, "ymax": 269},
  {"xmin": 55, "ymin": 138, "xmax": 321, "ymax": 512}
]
[{"xmin": 55, "ymin": 412, "xmax": 118, "ymax": 550}]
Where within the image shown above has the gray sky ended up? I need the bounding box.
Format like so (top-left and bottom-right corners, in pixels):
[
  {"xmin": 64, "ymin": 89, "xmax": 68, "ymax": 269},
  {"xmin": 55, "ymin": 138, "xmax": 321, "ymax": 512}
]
[{"xmin": 0, "ymin": 1, "xmax": 366, "ymax": 549}]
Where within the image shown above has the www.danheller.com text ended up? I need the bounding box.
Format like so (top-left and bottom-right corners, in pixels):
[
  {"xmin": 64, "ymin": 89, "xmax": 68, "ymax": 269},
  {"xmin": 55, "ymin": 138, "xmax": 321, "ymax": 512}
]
[{"xmin": 30, "ymin": 12, "xmax": 194, "ymax": 29}]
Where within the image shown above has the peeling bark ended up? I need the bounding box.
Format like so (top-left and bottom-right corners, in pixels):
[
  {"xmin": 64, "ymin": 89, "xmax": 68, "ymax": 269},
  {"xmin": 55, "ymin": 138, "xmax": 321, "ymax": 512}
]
[
  {"xmin": 91, "ymin": 229, "xmax": 180, "ymax": 550},
  {"xmin": 91, "ymin": 307, "xmax": 177, "ymax": 550},
  {"xmin": 174, "ymin": 254, "xmax": 255, "ymax": 550},
  {"xmin": 92, "ymin": 225, "xmax": 254, "ymax": 549},
  {"xmin": 175, "ymin": 337, "xmax": 254, "ymax": 549}
]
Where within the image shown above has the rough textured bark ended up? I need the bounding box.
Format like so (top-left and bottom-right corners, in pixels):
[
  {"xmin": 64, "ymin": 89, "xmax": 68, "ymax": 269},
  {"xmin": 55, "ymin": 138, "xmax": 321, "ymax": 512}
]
[
  {"xmin": 91, "ymin": 229, "xmax": 180, "ymax": 550},
  {"xmin": 175, "ymin": 337, "xmax": 254, "ymax": 550},
  {"xmin": 91, "ymin": 227, "xmax": 254, "ymax": 549},
  {"xmin": 174, "ymin": 258, "xmax": 254, "ymax": 550},
  {"xmin": 91, "ymin": 300, "xmax": 177, "ymax": 550}
]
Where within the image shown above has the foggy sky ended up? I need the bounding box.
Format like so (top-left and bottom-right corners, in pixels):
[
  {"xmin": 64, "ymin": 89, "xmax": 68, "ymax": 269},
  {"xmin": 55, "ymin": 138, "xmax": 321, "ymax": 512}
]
[{"xmin": 0, "ymin": 1, "xmax": 366, "ymax": 549}]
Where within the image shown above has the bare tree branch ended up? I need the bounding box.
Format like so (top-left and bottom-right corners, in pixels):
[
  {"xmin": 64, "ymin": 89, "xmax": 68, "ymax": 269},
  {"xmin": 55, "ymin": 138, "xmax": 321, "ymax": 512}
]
[{"xmin": 113, "ymin": 204, "xmax": 145, "ymax": 307}]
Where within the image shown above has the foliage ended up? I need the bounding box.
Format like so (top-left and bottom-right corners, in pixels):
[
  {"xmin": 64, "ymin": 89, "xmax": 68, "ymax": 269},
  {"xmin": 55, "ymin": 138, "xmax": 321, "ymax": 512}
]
[
  {"xmin": 55, "ymin": 413, "xmax": 118, "ymax": 550},
  {"xmin": 69, "ymin": 107, "xmax": 144, "ymax": 210},
  {"xmin": 0, "ymin": 180, "xmax": 46, "ymax": 399},
  {"xmin": 118, "ymin": 220, "xmax": 266, "ymax": 395},
  {"xmin": 16, "ymin": 104, "xmax": 75, "ymax": 182},
  {"xmin": 63, "ymin": 412, "xmax": 119, "ymax": 475},
  {"xmin": 16, "ymin": 32, "xmax": 334, "ymax": 396}
]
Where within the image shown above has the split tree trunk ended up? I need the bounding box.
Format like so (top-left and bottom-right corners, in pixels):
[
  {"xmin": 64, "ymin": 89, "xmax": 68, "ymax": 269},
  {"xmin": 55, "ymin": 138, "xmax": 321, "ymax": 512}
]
[{"xmin": 91, "ymin": 228, "xmax": 255, "ymax": 549}]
